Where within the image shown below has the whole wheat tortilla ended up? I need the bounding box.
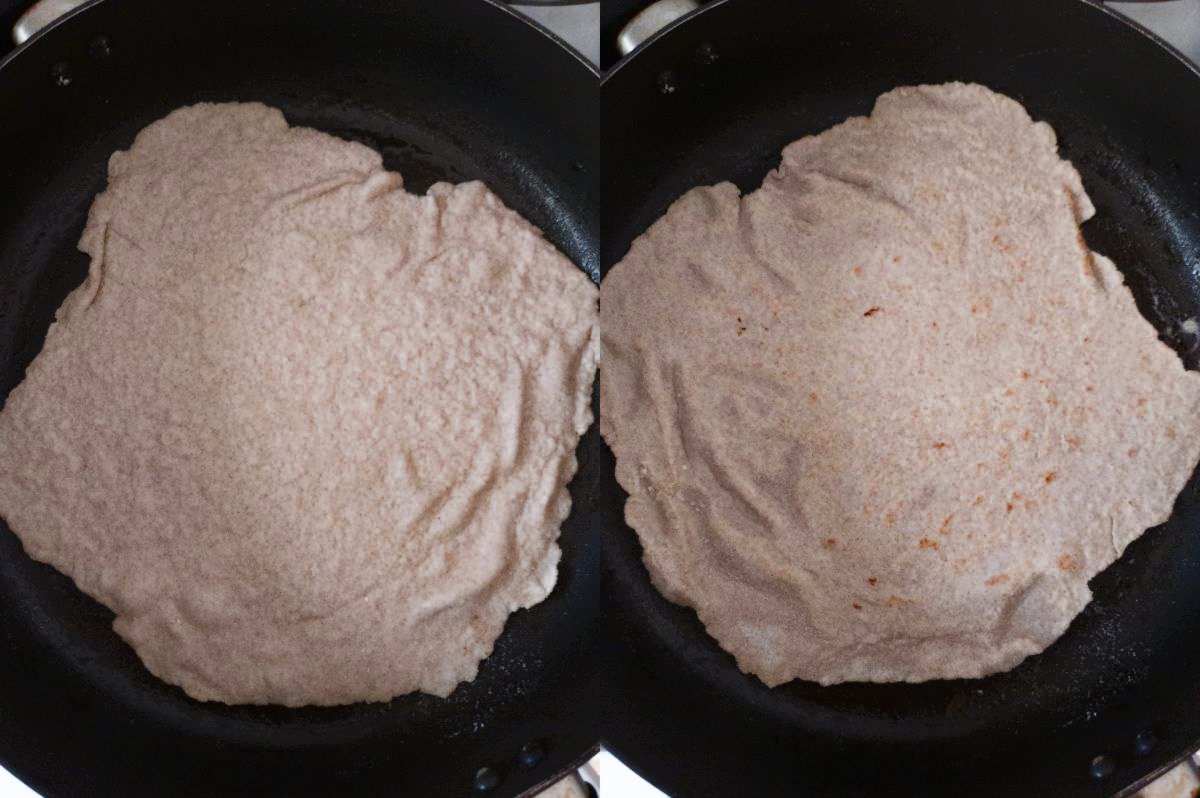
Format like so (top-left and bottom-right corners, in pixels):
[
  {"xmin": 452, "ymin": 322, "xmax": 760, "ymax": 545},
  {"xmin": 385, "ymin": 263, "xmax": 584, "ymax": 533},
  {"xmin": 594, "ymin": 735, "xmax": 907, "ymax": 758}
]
[
  {"xmin": 0, "ymin": 103, "xmax": 599, "ymax": 705},
  {"xmin": 600, "ymin": 82, "xmax": 1200, "ymax": 686}
]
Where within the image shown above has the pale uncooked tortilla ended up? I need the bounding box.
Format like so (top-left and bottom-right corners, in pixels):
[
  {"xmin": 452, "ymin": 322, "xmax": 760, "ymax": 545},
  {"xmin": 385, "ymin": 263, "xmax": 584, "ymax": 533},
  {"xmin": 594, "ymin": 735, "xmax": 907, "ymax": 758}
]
[
  {"xmin": 600, "ymin": 82, "xmax": 1200, "ymax": 686},
  {"xmin": 0, "ymin": 103, "xmax": 599, "ymax": 705}
]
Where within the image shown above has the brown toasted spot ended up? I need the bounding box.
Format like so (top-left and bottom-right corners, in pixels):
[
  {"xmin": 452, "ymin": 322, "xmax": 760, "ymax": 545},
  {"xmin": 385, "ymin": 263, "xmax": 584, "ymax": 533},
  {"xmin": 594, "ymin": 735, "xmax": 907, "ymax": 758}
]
[
  {"xmin": 931, "ymin": 321, "xmax": 939, "ymax": 330},
  {"xmin": 735, "ymin": 316, "xmax": 747, "ymax": 335},
  {"xmin": 867, "ymin": 577, "xmax": 878, "ymax": 587},
  {"xmin": 939, "ymin": 514, "xmax": 954, "ymax": 534},
  {"xmin": 1066, "ymin": 435, "xmax": 1082, "ymax": 450},
  {"xmin": 863, "ymin": 306, "xmax": 881, "ymax": 317},
  {"xmin": 1043, "ymin": 471, "xmax": 1057, "ymax": 484},
  {"xmin": 1021, "ymin": 429, "xmax": 1032, "ymax": 442},
  {"xmin": 884, "ymin": 511, "xmax": 896, "ymax": 527},
  {"xmin": 852, "ymin": 265, "xmax": 863, "ymax": 276},
  {"xmin": 1020, "ymin": 370, "xmax": 1031, "ymax": 380},
  {"xmin": 1127, "ymin": 447, "xmax": 1139, "ymax": 458},
  {"xmin": 1137, "ymin": 396, "xmax": 1148, "ymax": 407},
  {"xmin": 1004, "ymin": 387, "xmax": 1016, "ymax": 397},
  {"xmin": 973, "ymin": 495, "xmax": 984, "ymax": 506},
  {"xmin": 892, "ymin": 255, "xmax": 901, "ymax": 264},
  {"xmin": 933, "ymin": 441, "xmax": 948, "ymax": 450},
  {"xmin": 1006, "ymin": 502, "xmax": 1014, "ymax": 513},
  {"xmin": 918, "ymin": 537, "xmax": 939, "ymax": 550},
  {"xmin": 1046, "ymin": 396, "xmax": 1059, "ymax": 407},
  {"xmin": 823, "ymin": 538, "xmax": 837, "ymax": 549},
  {"xmin": 1076, "ymin": 227, "xmax": 1098, "ymax": 275},
  {"xmin": 1058, "ymin": 554, "xmax": 1079, "ymax": 572},
  {"xmin": 852, "ymin": 602, "xmax": 863, "ymax": 610},
  {"xmin": 808, "ymin": 392, "xmax": 818, "ymax": 402},
  {"xmin": 985, "ymin": 574, "xmax": 1010, "ymax": 587}
]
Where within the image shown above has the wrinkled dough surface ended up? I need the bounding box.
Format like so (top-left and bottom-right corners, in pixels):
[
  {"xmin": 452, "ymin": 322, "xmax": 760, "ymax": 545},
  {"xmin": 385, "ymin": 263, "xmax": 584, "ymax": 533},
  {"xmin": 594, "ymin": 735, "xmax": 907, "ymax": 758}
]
[
  {"xmin": 0, "ymin": 103, "xmax": 599, "ymax": 705},
  {"xmin": 600, "ymin": 83, "xmax": 1200, "ymax": 686}
]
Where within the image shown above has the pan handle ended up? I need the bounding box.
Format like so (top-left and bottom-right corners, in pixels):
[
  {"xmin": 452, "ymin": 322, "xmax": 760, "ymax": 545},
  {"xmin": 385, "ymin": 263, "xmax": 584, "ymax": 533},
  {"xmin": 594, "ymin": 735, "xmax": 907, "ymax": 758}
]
[
  {"xmin": 12, "ymin": 0, "xmax": 88, "ymax": 45},
  {"xmin": 616, "ymin": 0, "xmax": 699, "ymax": 56}
]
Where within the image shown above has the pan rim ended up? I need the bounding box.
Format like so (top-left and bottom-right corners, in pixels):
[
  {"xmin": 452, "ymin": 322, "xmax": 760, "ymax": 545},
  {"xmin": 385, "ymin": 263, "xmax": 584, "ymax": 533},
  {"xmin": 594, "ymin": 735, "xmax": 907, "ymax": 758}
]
[
  {"xmin": 1118, "ymin": 750, "xmax": 1200, "ymax": 798},
  {"xmin": 0, "ymin": 0, "xmax": 603, "ymax": 80},
  {"xmin": 598, "ymin": 0, "xmax": 1200, "ymax": 84}
]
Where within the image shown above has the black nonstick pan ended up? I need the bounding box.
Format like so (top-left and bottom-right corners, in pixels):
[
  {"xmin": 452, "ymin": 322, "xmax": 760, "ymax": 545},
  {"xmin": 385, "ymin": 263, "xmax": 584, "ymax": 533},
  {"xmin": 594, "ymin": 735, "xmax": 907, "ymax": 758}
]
[
  {"xmin": 597, "ymin": 0, "xmax": 1200, "ymax": 796},
  {"xmin": 0, "ymin": 1, "xmax": 603, "ymax": 796}
]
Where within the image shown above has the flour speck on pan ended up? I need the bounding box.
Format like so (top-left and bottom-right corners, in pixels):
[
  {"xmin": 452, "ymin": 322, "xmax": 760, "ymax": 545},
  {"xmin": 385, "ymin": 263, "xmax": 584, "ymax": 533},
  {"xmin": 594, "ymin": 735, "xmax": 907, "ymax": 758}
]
[
  {"xmin": 599, "ymin": 83, "xmax": 1200, "ymax": 686},
  {"xmin": 0, "ymin": 103, "xmax": 599, "ymax": 706}
]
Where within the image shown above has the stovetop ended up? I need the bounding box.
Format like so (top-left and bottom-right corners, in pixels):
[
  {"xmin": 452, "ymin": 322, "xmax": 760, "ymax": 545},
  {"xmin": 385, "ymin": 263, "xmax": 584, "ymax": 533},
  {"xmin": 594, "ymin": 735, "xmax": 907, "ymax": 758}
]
[{"xmin": 1109, "ymin": 0, "xmax": 1200, "ymax": 64}]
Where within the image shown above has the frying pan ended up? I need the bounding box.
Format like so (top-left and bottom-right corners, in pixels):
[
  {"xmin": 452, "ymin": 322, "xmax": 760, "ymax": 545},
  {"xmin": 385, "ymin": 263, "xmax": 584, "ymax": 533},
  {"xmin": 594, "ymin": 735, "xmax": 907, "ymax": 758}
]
[
  {"xmin": 5, "ymin": 1, "xmax": 1200, "ymax": 796},
  {"xmin": 597, "ymin": 0, "xmax": 1200, "ymax": 795},
  {"xmin": 0, "ymin": 1, "xmax": 605, "ymax": 796}
]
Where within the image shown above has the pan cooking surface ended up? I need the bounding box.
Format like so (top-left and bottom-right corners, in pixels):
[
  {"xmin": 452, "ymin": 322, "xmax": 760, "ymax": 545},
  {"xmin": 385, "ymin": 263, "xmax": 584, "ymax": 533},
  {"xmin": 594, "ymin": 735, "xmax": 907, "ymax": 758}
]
[{"xmin": 602, "ymin": 90, "xmax": 1200, "ymax": 732}]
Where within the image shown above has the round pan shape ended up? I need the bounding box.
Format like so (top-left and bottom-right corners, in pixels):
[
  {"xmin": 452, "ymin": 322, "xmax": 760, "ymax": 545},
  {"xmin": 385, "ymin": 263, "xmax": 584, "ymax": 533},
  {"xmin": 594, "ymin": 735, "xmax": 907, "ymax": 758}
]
[
  {"xmin": 0, "ymin": 1, "xmax": 602, "ymax": 795},
  {"xmin": 597, "ymin": 1, "xmax": 1200, "ymax": 796}
]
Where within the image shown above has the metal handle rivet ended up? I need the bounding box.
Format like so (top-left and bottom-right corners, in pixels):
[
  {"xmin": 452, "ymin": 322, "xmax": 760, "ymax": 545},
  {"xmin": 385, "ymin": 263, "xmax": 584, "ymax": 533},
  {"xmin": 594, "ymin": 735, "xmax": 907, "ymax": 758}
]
[
  {"xmin": 1090, "ymin": 755, "xmax": 1115, "ymax": 779},
  {"xmin": 518, "ymin": 740, "xmax": 545, "ymax": 768},
  {"xmin": 473, "ymin": 766, "xmax": 500, "ymax": 792}
]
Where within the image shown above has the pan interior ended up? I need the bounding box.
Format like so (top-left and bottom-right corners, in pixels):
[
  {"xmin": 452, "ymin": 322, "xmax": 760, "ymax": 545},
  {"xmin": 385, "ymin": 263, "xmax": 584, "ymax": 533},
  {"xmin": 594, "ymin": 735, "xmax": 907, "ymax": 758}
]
[
  {"xmin": 0, "ymin": 1, "xmax": 601, "ymax": 795},
  {"xmin": 599, "ymin": 1, "xmax": 1200, "ymax": 794}
]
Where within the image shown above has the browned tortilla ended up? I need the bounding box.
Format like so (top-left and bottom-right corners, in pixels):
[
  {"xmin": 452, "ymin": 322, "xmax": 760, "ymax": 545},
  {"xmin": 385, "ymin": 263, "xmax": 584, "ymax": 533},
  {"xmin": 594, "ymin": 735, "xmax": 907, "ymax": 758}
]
[{"xmin": 600, "ymin": 83, "xmax": 1200, "ymax": 685}]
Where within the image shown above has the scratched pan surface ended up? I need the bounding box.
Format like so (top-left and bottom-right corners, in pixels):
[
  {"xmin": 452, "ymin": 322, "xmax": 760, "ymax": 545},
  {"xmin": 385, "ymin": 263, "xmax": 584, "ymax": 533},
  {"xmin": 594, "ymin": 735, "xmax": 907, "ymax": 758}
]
[
  {"xmin": 598, "ymin": 1, "xmax": 1200, "ymax": 795},
  {"xmin": 0, "ymin": 1, "xmax": 604, "ymax": 796}
]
